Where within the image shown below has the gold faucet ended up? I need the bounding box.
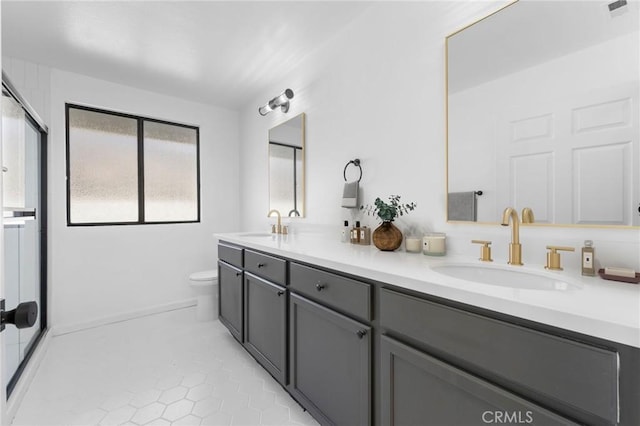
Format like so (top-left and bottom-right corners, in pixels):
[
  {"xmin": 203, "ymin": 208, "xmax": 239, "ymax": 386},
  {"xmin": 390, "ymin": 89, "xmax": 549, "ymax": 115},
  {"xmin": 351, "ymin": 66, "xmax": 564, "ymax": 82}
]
[
  {"xmin": 268, "ymin": 209, "xmax": 282, "ymax": 234},
  {"xmin": 521, "ymin": 207, "xmax": 535, "ymax": 224},
  {"xmin": 501, "ymin": 207, "xmax": 523, "ymax": 265}
]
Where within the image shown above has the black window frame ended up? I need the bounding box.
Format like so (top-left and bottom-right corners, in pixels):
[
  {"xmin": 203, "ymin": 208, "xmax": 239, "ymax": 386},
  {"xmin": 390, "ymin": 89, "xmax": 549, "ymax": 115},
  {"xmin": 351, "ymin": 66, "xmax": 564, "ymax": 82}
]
[{"xmin": 65, "ymin": 103, "xmax": 201, "ymax": 226}]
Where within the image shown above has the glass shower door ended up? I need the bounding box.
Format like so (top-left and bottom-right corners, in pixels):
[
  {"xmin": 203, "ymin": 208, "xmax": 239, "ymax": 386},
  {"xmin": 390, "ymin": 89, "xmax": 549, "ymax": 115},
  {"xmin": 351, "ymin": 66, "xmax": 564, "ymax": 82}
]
[{"xmin": 1, "ymin": 86, "xmax": 46, "ymax": 397}]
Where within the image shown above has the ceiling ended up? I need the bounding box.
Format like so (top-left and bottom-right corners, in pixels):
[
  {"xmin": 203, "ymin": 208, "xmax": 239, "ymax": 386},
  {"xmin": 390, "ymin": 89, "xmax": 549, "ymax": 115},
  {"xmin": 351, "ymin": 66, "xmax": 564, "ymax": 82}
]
[{"xmin": 2, "ymin": 1, "xmax": 372, "ymax": 109}]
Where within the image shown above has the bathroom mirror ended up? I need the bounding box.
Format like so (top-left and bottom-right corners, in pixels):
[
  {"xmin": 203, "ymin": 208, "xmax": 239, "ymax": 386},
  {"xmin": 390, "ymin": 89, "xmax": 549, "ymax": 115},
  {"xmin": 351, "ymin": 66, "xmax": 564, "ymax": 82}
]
[
  {"xmin": 269, "ymin": 113, "xmax": 305, "ymax": 217},
  {"xmin": 446, "ymin": 0, "xmax": 639, "ymax": 227}
]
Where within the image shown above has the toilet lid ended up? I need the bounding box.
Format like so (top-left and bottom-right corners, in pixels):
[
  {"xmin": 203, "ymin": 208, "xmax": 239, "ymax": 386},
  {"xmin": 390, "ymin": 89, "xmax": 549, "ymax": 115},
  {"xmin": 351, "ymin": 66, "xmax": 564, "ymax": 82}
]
[{"xmin": 189, "ymin": 270, "xmax": 218, "ymax": 282}]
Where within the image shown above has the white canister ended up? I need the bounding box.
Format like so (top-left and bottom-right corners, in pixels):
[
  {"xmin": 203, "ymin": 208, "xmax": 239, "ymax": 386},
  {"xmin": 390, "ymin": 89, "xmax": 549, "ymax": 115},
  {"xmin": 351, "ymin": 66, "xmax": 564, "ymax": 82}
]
[{"xmin": 423, "ymin": 233, "xmax": 446, "ymax": 256}]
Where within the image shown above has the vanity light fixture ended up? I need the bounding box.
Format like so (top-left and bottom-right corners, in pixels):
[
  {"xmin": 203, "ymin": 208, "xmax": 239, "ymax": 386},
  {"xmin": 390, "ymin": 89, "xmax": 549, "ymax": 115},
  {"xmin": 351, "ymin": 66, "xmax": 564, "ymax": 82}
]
[{"xmin": 258, "ymin": 89, "xmax": 294, "ymax": 116}]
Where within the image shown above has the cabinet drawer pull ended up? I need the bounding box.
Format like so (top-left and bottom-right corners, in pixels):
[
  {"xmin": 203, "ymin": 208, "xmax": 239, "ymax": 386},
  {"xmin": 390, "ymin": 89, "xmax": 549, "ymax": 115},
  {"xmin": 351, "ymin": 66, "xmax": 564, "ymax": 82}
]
[
  {"xmin": 235, "ymin": 272, "xmax": 242, "ymax": 277},
  {"xmin": 356, "ymin": 329, "xmax": 367, "ymax": 339},
  {"xmin": 316, "ymin": 283, "xmax": 326, "ymax": 291},
  {"xmin": 257, "ymin": 263, "xmax": 266, "ymax": 268},
  {"xmin": 277, "ymin": 291, "xmax": 284, "ymax": 296}
]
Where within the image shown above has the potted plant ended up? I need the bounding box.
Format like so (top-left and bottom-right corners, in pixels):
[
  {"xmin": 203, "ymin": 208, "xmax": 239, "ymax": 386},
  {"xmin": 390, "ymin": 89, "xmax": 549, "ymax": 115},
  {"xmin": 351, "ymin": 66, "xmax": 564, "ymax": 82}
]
[{"xmin": 361, "ymin": 195, "xmax": 417, "ymax": 251}]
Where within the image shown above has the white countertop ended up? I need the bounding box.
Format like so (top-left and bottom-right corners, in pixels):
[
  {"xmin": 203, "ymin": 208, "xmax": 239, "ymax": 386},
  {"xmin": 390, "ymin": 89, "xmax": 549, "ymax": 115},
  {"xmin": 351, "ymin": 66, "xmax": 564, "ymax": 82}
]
[{"xmin": 214, "ymin": 231, "xmax": 640, "ymax": 348}]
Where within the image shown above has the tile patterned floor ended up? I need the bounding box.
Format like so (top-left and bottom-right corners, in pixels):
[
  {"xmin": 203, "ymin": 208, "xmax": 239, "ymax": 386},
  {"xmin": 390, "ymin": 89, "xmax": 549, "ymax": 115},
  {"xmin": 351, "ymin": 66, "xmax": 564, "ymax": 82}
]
[{"xmin": 12, "ymin": 308, "xmax": 319, "ymax": 426}]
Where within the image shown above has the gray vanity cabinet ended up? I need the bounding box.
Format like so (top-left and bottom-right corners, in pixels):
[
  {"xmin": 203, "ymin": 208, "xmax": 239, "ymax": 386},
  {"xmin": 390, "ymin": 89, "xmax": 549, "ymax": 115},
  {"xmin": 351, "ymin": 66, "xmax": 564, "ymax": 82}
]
[
  {"xmin": 218, "ymin": 260, "xmax": 243, "ymax": 342},
  {"xmin": 380, "ymin": 335, "xmax": 578, "ymax": 426},
  {"xmin": 243, "ymin": 272, "xmax": 287, "ymax": 385},
  {"xmin": 380, "ymin": 288, "xmax": 621, "ymax": 426},
  {"xmin": 289, "ymin": 293, "xmax": 371, "ymax": 426}
]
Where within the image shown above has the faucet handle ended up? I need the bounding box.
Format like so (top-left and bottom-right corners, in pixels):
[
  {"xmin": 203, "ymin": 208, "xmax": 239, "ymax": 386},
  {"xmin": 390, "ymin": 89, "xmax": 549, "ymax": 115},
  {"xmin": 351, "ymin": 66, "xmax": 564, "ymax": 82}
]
[
  {"xmin": 545, "ymin": 246, "xmax": 575, "ymax": 271},
  {"xmin": 471, "ymin": 240, "xmax": 493, "ymax": 262}
]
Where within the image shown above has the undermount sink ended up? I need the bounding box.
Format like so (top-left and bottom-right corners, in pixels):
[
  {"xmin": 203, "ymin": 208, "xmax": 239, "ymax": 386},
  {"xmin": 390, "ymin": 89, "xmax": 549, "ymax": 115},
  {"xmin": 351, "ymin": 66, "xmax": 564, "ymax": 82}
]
[
  {"xmin": 239, "ymin": 232, "xmax": 276, "ymax": 238},
  {"xmin": 432, "ymin": 264, "xmax": 579, "ymax": 290}
]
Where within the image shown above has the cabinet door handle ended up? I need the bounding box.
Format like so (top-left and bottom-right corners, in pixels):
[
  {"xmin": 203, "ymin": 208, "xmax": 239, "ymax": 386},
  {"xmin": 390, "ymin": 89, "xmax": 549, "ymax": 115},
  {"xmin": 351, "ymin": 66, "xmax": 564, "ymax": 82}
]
[
  {"xmin": 356, "ymin": 329, "xmax": 367, "ymax": 339},
  {"xmin": 257, "ymin": 263, "xmax": 265, "ymax": 268},
  {"xmin": 235, "ymin": 272, "xmax": 242, "ymax": 277},
  {"xmin": 315, "ymin": 283, "xmax": 326, "ymax": 291},
  {"xmin": 277, "ymin": 291, "xmax": 284, "ymax": 296}
]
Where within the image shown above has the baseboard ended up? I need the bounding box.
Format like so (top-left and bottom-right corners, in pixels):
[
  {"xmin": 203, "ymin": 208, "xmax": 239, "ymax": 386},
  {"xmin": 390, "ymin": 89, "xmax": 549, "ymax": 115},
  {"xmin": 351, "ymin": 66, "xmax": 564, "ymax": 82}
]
[
  {"xmin": 6, "ymin": 329, "xmax": 52, "ymax": 424},
  {"xmin": 52, "ymin": 298, "xmax": 197, "ymax": 336}
]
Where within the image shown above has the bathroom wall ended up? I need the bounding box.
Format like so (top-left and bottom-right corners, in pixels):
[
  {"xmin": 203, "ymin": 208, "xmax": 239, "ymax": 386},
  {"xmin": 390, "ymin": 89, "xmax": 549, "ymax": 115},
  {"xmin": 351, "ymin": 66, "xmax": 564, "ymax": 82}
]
[
  {"xmin": 5, "ymin": 60, "xmax": 241, "ymax": 332},
  {"xmin": 237, "ymin": 1, "xmax": 640, "ymax": 272}
]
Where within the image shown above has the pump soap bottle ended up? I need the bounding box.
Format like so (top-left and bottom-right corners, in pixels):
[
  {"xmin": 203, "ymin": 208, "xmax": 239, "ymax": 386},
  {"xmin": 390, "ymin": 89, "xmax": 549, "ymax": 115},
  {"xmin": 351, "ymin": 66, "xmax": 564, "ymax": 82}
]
[
  {"xmin": 582, "ymin": 240, "xmax": 596, "ymax": 276},
  {"xmin": 341, "ymin": 221, "xmax": 350, "ymax": 243}
]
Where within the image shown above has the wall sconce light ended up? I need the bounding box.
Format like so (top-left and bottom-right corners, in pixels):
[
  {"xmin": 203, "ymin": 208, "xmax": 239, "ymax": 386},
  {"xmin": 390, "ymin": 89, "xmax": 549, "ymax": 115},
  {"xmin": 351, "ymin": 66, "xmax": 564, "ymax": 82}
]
[{"xmin": 258, "ymin": 89, "xmax": 294, "ymax": 116}]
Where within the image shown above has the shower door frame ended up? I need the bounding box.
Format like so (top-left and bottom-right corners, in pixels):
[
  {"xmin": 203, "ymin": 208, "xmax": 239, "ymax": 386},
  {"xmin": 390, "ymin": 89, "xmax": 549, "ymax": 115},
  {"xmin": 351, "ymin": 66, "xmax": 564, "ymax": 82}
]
[{"xmin": 1, "ymin": 72, "xmax": 49, "ymax": 403}]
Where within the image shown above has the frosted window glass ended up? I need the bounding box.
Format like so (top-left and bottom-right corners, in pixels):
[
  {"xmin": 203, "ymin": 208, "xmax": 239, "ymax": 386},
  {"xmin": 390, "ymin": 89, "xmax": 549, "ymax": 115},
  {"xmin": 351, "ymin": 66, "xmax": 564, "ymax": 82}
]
[
  {"xmin": 68, "ymin": 108, "xmax": 139, "ymax": 223},
  {"xmin": 143, "ymin": 122, "xmax": 198, "ymax": 222}
]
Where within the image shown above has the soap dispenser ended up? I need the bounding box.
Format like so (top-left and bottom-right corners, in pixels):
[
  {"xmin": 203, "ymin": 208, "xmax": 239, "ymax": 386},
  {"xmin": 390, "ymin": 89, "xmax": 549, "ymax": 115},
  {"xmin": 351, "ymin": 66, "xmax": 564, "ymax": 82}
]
[{"xmin": 341, "ymin": 221, "xmax": 350, "ymax": 243}]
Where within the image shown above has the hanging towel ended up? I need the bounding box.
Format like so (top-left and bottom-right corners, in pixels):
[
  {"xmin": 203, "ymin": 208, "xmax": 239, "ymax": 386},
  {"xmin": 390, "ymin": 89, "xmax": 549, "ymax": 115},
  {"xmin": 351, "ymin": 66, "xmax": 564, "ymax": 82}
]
[
  {"xmin": 448, "ymin": 191, "xmax": 477, "ymax": 221},
  {"xmin": 342, "ymin": 181, "xmax": 359, "ymax": 208}
]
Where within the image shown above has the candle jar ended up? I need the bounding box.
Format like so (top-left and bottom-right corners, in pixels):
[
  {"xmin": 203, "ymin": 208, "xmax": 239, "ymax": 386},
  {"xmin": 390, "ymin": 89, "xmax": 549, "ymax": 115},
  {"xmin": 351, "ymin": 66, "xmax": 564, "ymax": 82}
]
[
  {"xmin": 405, "ymin": 237, "xmax": 422, "ymax": 253},
  {"xmin": 423, "ymin": 233, "xmax": 446, "ymax": 256}
]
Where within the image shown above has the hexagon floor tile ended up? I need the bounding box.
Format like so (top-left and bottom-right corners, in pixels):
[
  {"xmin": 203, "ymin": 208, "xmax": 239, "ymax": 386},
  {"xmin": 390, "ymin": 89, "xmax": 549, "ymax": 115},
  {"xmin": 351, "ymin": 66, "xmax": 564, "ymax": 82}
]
[{"xmin": 11, "ymin": 307, "xmax": 319, "ymax": 426}]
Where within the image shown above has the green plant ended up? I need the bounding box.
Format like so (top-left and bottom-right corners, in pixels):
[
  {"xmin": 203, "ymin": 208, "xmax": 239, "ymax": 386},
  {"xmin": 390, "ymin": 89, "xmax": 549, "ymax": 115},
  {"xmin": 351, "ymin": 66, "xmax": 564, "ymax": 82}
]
[{"xmin": 361, "ymin": 195, "xmax": 416, "ymax": 223}]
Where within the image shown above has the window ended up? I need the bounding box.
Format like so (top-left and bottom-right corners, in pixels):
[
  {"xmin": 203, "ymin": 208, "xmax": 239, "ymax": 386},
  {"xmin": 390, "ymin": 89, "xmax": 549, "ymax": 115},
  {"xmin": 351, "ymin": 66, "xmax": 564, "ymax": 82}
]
[{"xmin": 66, "ymin": 104, "xmax": 200, "ymax": 225}]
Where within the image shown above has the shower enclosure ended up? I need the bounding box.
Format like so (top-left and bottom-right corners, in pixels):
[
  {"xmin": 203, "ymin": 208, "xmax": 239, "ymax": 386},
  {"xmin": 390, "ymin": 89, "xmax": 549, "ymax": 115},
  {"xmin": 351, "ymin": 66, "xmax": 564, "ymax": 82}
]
[{"xmin": 1, "ymin": 72, "xmax": 48, "ymax": 402}]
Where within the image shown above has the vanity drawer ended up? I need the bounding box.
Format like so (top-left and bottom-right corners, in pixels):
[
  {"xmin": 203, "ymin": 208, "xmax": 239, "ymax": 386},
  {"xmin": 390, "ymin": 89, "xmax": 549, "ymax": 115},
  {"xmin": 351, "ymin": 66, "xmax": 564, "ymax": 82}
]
[
  {"xmin": 244, "ymin": 250, "xmax": 287, "ymax": 286},
  {"xmin": 218, "ymin": 243, "xmax": 243, "ymax": 268},
  {"xmin": 379, "ymin": 288, "xmax": 619, "ymax": 425},
  {"xmin": 290, "ymin": 263, "xmax": 371, "ymax": 322}
]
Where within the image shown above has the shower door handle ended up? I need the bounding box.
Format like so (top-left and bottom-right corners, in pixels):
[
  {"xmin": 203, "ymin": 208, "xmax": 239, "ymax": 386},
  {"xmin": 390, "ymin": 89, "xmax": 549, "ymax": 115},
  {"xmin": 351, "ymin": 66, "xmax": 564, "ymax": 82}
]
[{"xmin": 0, "ymin": 299, "xmax": 38, "ymax": 332}]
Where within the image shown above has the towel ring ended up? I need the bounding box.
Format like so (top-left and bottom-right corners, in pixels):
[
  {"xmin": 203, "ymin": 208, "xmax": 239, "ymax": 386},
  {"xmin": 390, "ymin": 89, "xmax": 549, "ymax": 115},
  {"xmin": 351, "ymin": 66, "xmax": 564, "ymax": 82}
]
[{"xmin": 343, "ymin": 159, "xmax": 362, "ymax": 182}]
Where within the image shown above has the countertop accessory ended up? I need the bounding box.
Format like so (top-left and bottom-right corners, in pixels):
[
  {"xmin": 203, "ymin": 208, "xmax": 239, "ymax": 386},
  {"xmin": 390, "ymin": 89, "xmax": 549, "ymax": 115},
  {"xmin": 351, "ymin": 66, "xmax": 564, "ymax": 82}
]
[
  {"xmin": 359, "ymin": 226, "xmax": 371, "ymax": 246},
  {"xmin": 405, "ymin": 236, "xmax": 422, "ymax": 253},
  {"xmin": 471, "ymin": 240, "xmax": 493, "ymax": 262},
  {"xmin": 544, "ymin": 246, "xmax": 575, "ymax": 271},
  {"xmin": 372, "ymin": 222, "xmax": 403, "ymax": 251},
  {"xmin": 423, "ymin": 233, "xmax": 446, "ymax": 256},
  {"xmin": 341, "ymin": 221, "xmax": 350, "ymax": 243},
  {"xmin": 362, "ymin": 195, "xmax": 417, "ymax": 251},
  {"xmin": 598, "ymin": 268, "xmax": 640, "ymax": 284},
  {"xmin": 582, "ymin": 240, "xmax": 596, "ymax": 276},
  {"xmin": 258, "ymin": 89, "xmax": 294, "ymax": 116}
]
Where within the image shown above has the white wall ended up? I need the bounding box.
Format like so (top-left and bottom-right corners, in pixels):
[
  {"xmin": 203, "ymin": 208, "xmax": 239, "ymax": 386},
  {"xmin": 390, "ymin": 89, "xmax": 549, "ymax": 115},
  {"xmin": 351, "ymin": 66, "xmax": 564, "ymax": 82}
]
[
  {"xmin": 238, "ymin": 1, "xmax": 640, "ymax": 272},
  {"xmin": 2, "ymin": 57, "xmax": 51, "ymax": 126},
  {"xmin": 44, "ymin": 69, "xmax": 240, "ymax": 331}
]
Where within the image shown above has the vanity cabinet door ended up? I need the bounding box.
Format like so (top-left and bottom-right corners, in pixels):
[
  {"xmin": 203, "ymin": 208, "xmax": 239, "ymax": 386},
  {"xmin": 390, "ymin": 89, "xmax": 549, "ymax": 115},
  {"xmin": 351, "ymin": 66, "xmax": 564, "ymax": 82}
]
[
  {"xmin": 218, "ymin": 260, "xmax": 243, "ymax": 342},
  {"xmin": 244, "ymin": 273, "xmax": 287, "ymax": 385},
  {"xmin": 380, "ymin": 335, "xmax": 578, "ymax": 426},
  {"xmin": 289, "ymin": 293, "xmax": 370, "ymax": 426}
]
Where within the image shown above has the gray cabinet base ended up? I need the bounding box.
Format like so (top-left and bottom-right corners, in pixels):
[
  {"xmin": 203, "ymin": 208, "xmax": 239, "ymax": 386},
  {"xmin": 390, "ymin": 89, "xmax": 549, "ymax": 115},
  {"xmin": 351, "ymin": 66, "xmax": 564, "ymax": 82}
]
[
  {"xmin": 380, "ymin": 335, "xmax": 578, "ymax": 426},
  {"xmin": 289, "ymin": 294, "xmax": 371, "ymax": 426}
]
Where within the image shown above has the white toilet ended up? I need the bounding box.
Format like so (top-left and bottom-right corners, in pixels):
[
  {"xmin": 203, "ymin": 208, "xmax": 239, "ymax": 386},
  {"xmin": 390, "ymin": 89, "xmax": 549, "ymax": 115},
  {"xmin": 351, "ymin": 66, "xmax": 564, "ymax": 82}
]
[{"xmin": 188, "ymin": 270, "xmax": 218, "ymax": 321}]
